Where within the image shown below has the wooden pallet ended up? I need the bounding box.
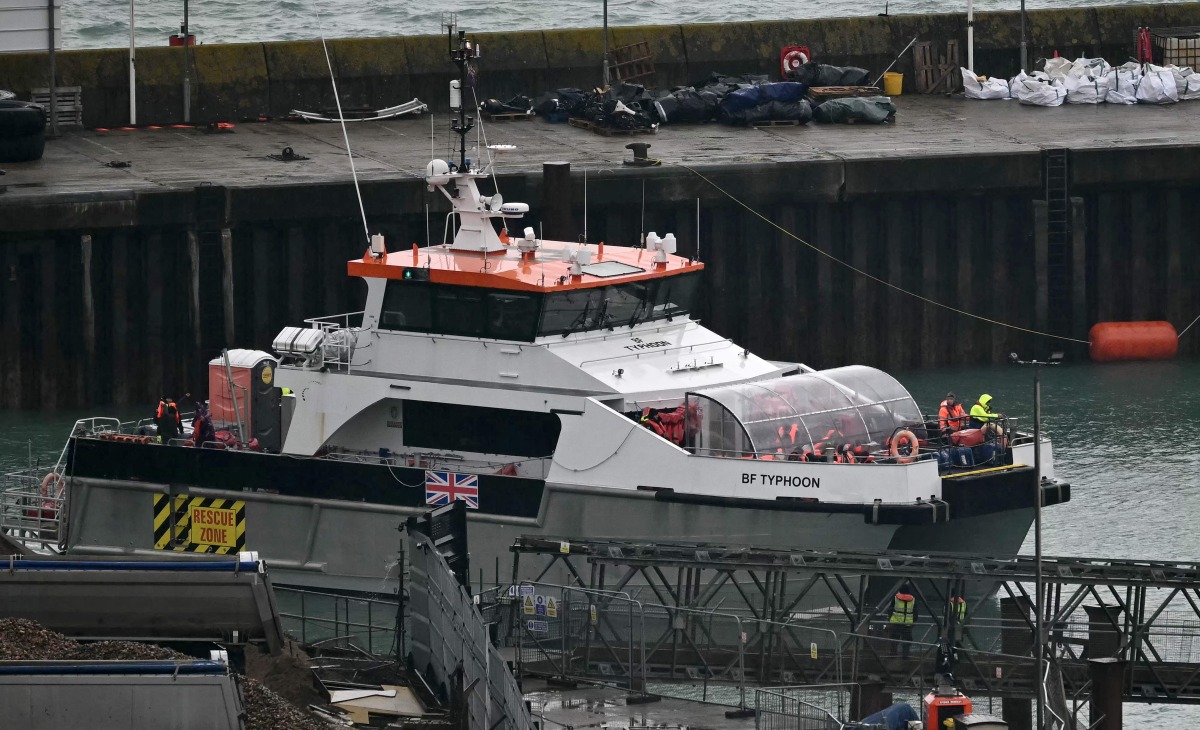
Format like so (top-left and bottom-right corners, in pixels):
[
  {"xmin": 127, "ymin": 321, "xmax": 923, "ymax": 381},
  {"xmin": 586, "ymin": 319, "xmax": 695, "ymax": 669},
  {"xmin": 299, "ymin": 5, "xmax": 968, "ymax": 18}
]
[
  {"xmin": 610, "ymin": 41, "xmax": 656, "ymax": 85},
  {"xmin": 480, "ymin": 110, "xmax": 532, "ymax": 121},
  {"xmin": 749, "ymin": 119, "xmax": 805, "ymax": 127},
  {"xmin": 30, "ymin": 86, "xmax": 83, "ymax": 128},
  {"xmin": 913, "ymin": 40, "xmax": 961, "ymax": 94},
  {"xmin": 567, "ymin": 117, "xmax": 656, "ymax": 137},
  {"xmin": 807, "ymin": 86, "xmax": 881, "ymax": 102}
]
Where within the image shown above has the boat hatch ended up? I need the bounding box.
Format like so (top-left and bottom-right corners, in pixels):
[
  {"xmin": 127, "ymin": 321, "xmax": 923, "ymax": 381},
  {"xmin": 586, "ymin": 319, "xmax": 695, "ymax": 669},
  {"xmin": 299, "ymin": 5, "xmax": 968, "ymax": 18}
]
[{"xmin": 685, "ymin": 365, "xmax": 924, "ymax": 459}]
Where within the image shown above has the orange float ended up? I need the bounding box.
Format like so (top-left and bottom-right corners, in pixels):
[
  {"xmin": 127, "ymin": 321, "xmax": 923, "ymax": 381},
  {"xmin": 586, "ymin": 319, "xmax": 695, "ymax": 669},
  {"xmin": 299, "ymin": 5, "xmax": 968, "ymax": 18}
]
[{"xmin": 1088, "ymin": 321, "xmax": 1178, "ymax": 362}]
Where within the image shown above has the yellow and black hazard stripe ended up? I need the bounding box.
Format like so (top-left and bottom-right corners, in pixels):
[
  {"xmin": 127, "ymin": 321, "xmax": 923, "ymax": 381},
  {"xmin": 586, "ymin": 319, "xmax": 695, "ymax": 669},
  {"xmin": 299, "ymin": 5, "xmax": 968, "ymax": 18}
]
[{"xmin": 152, "ymin": 494, "xmax": 246, "ymax": 554}]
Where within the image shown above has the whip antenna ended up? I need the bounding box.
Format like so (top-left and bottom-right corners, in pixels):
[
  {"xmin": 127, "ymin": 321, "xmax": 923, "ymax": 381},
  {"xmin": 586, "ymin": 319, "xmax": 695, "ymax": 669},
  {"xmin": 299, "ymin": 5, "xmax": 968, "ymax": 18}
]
[{"xmin": 315, "ymin": 6, "xmax": 370, "ymax": 245}]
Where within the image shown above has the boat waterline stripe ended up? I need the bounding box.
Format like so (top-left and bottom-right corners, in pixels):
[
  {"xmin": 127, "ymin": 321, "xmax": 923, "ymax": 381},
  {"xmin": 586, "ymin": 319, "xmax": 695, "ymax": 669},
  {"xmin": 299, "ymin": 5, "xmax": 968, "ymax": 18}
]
[{"xmin": 942, "ymin": 464, "xmax": 1029, "ymax": 479}]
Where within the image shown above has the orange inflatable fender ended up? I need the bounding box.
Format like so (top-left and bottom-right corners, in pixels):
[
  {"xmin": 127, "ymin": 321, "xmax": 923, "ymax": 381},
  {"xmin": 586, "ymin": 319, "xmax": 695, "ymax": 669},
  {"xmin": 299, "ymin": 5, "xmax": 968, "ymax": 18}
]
[{"xmin": 1089, "ymin": 321, "xmax": 1178, "ymax": 362}]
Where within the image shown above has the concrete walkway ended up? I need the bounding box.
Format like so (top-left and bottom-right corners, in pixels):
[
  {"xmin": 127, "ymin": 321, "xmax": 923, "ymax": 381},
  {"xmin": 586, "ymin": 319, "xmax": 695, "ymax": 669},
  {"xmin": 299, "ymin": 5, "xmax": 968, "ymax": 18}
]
[{"xmin": 4, "ymin": 95, "xmax": 1200, "ymax": 201}]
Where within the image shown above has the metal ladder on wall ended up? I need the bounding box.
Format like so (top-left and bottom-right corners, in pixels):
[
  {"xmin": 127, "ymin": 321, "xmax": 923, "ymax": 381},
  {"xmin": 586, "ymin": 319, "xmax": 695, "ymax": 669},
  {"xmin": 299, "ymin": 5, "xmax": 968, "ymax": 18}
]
[{"xmin": 1044, "ymin": 149, "xmax": 1071, "ymax": 336}]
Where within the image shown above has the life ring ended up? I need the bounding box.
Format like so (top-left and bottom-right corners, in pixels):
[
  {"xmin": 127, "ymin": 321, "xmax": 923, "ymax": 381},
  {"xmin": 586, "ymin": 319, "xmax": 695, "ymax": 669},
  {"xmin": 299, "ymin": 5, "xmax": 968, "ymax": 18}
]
[
  {"xmin": 889, "ymin": 430, "xmax": 919, "ymax": 464},
  {"xmin": 41, "ymin": 472, "xmax": 64, "ymax": 499},
  {"xmin": 780, "ymin": 46, "xmax": 811, "ymax": 78}
]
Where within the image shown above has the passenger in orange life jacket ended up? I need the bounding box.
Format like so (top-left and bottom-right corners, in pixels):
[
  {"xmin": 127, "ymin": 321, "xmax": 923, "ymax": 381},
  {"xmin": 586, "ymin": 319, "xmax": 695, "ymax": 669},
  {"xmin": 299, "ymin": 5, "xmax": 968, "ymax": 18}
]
[
  {"xmin": 812, "ymin": 426, "xmax": 842, "ymax": 461},
  {"xmin": 774, "ymin": 422, "xmax": 801, "ymax": 454},
  {"xmin": 155, "ymin": 396, "xmax": 182, "ymax": 443},
  {"xmin": 638, "ymin": 407, "xmax": 666, "ymax": 437},
  {"xmin": 938, "ymin": 392, "xmax": 968, "ymax": 436}
]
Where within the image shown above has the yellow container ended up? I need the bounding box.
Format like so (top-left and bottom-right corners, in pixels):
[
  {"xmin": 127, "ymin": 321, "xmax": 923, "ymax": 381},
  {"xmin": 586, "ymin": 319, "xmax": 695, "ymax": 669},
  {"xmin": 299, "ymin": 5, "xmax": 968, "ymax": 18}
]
[{"xmin": 882, "ymin": 71, "xmax": 903, "ymax": 96}]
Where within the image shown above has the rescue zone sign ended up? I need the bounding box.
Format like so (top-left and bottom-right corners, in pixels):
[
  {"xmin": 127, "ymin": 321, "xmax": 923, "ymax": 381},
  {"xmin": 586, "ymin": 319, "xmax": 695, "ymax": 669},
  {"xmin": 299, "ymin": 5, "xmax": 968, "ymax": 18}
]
[
  {"xmin": 189, "ymin": 505, "xmax": 239, "ymax": 547},
  {"xmin": 153, "ymin": 494, "xmax": 247, "ymax": 554}
]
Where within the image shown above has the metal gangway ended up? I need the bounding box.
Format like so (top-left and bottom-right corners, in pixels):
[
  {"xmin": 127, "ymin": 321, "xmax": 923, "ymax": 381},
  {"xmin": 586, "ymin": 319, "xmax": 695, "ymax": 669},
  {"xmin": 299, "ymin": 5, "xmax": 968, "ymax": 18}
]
[{"xmin": 502, "ymin": 536, "xmax": 1200, "ymax": 720}]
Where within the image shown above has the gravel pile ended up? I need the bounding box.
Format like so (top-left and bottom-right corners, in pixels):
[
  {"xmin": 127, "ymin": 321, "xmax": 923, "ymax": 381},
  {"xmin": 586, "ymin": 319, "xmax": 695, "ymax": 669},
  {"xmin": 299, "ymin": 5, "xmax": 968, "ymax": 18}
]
[
  {"xmin": 0, "ymin": 619, "xmax": 327, "ymax": 730},
  {"xmin": 0, "ymin": 618, "xmax": 77, "ymax": 659},
  {"xmin": 241, "ymin": 676, "xmax": 327, "ymax": 730}
]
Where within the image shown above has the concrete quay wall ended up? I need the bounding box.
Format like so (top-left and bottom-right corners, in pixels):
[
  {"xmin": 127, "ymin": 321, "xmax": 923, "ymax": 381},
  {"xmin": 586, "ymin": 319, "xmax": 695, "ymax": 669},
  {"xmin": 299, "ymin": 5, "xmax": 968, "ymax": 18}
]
[
  {"xmin": 2, "ymin": 150, "xmax": 1198, "ymax": 410},
  {"xmin": 1, "ymin": 4, "xmax": 1199, "ymax": 128}
]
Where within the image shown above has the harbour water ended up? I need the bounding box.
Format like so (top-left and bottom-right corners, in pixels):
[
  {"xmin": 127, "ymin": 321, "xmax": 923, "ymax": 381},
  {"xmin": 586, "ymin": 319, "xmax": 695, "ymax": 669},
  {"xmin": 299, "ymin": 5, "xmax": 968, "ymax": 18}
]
[
  {"xmin": 2, "ymin": 358, "xmax": 1198, "ymax": 720},
  {"xmin": 65, "ymin": 0, "xmax": 1174, "ymax": 50}
]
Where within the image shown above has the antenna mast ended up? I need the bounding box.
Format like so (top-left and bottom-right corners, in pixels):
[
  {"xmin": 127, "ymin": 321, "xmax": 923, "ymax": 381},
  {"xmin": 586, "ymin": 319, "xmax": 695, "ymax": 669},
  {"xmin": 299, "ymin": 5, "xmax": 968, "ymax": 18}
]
[{"xmin": 447, "ymin": 17, "xmax": 478, "ymax": 173}]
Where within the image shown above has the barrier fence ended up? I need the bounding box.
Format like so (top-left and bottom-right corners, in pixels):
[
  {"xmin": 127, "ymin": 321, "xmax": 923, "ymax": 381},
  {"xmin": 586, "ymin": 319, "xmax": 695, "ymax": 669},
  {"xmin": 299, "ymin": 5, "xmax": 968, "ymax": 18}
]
[
  {"xmin": 274, "ymin": 587, "xmax": 398, "ymax": 657},
  {"xmin": 754, "ymin": 684, "xmax": 855, "ymax": 730},
  {"xmin": 504, "ymin": 582, "xmax": 844, "ymax": 713},
  {"xmin": 410, "ymin": 532, "xmax": 532, "ymax": 730}
]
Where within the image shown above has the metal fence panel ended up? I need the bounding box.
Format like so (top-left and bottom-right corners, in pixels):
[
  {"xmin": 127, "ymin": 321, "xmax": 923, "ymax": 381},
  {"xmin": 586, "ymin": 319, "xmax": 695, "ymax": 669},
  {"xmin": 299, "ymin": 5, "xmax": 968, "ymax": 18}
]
[
  {"xmin": 754, "ymin": 685, "xmax": 852, "ymax": 730},
  {"xmin": 409, "ymin": 532, "xmax": 532, "ymax": 730}
]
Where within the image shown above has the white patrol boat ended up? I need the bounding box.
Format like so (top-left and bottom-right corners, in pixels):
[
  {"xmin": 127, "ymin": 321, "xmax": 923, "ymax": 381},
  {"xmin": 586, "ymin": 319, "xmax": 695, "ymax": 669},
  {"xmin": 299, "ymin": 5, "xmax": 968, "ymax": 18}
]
[{"xmin": 3, "ymin": 38, "xmax": 1068, "ymax": 594}]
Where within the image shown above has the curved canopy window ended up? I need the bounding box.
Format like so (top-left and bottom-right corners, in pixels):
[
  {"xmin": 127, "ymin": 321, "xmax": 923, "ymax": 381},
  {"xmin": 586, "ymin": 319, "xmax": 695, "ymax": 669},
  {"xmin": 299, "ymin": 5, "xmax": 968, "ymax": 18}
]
[{"xmin": 685, "ymin": 366, "xmax": 924, "ymax": 458}]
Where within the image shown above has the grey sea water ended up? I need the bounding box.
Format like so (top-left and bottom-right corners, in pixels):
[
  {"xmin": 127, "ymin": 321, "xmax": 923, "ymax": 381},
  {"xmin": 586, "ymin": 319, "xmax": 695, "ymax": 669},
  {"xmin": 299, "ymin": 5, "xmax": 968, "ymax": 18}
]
[{"xmin": 64, "ymin": 0, "xmax": 1173, "ymax": 50}]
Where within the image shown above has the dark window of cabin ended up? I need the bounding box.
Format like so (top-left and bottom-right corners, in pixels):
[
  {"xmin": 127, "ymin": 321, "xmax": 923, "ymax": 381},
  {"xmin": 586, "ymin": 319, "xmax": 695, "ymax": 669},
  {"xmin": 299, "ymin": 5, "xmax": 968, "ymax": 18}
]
[
  {"xmin": 403, "ymin": 400, "xmax": 560, "ymax": 457},
  {"xmin": 380, "ymin": 282, "xmax": 541, "ymax": 341},
  {"xmin": 537, "ymin": 271, "xmax": 703, "ymax": 336},
  {"xmin": 435, "ymin": 288, "xmax": 484, "ymax": 337},
  {"xmin": 651, "ymin": 271, "xmax": 702, "ymax": 320},
  {"xmin": 486, "ymin": 291, "xmax": 541, "ymax": 341},
  {"xmin": 539, "ymin": 287, "xmax": 604, "ymax": 336},
  {"xmin": 381, "ymin": 282, "xmax": 432, "ymax": 331}
]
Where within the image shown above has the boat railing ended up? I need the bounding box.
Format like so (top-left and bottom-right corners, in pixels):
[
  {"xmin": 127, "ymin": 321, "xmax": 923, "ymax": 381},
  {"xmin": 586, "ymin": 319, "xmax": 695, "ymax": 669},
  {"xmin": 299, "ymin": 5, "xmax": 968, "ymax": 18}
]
[
  {"xmin": 578, "ymin": 337, "xmax": 732, "ymax": 368},
  {"xmin": 303, "ymin": 311, "xmax": 366, "ymax": 371},
  {"xmin": 0, "ymin": 468, "xmax": 64, "ymax": 554},
  {"xmin": 687, "ymin": 445, "xmax": 938, "ymax": 464}
]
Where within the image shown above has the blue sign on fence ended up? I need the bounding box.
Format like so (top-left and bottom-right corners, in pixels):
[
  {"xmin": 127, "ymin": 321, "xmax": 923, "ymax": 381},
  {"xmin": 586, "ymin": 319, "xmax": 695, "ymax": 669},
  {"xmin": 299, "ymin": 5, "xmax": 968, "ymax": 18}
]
[{"xmin": 527, "ymin": 620, "xmax": 548, "ymax": 633}]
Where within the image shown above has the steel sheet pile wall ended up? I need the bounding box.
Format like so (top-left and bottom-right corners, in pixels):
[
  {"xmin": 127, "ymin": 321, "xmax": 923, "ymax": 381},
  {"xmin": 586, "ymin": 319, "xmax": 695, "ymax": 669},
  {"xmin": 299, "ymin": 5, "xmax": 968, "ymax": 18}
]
[
  {"xmin": 2, "ymin": 171, "xmax": 1199, "ymax": 409},
  {"xmin": 408, "ymin": 531, "xmax": 532, "ymax": 730}
]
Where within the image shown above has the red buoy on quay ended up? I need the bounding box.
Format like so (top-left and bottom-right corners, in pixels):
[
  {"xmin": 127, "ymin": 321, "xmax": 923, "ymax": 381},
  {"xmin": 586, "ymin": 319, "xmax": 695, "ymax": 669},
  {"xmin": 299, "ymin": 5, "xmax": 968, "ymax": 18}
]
[{"xmin": 1088, "ymin": 321, "xmax": 1178, "ymax": 362}]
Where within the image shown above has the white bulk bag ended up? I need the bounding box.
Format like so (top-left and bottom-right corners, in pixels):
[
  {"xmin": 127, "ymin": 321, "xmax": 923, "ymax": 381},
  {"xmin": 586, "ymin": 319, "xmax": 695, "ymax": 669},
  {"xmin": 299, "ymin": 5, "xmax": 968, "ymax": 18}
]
[
  {"xmin": 1178, "ymin": 67, "xmax": 1200, "ymax": 100},
  {"xmin": 1105, "ymin": 65, "xmax": 1141, "ymax": 104},
  {"xmin": 1065, "ymin": 73, "xmax": 1112, "ymax": 104},
  {"xmin": 1011, "ymin": 74, "xmax": 1066, "ymax": 106},
  {"xmin": 1136, "ymin": 65, "xmax": 1179, "ymax": 103},
  {"xmin": 1043, "ymin": 57, "xmax": 1073, "ymax": 82},
  {"xmin": 961, "ymin": 68, "xmax": 1010, "ymax": 99},
  {"xmin": 1069, "ymin": 57, "xmax": 1112, "ymax": 79}
]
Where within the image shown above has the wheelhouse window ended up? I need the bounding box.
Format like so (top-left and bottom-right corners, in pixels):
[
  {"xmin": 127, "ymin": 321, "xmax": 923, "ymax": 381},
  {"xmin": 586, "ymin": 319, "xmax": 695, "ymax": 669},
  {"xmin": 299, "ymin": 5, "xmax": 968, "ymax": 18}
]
[
  {"xmin": 380, "ymin": 281, "xmax": 541, "ymax": 342},
  {"xmin": 538, "ymin": 271, "xmax": 702, "ymax": 337}
]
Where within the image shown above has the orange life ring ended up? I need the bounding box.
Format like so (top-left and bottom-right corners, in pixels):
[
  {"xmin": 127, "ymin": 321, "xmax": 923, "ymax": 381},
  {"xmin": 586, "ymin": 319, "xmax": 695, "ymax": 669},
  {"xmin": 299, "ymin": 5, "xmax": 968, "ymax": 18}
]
[
  {"xmin": 41, "ymin": 472, "xmax": 64, "ymax": 499},
  {"xmin": 889, "ymin": 430, "xmax": 919, "ymax": 464}
]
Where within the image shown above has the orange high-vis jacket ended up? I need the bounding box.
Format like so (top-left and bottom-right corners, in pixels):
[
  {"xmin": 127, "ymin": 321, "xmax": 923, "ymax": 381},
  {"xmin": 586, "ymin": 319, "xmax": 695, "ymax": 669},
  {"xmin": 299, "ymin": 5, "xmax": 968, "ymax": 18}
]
[{"xmin": 938, "ymin": 400, "xmax": 967, "ymax": 432}]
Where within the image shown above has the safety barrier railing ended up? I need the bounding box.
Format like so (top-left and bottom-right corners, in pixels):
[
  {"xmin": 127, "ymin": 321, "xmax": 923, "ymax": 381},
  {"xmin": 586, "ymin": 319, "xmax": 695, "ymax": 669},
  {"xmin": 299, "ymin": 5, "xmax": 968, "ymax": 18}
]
[
  {"xmin": 0, "ymin": 469, "xmax": 64, "ymax": 553},
  {"xmin": 303, "ymin": 311, "xmax": 366, "ymax": 372},
  {"xmin": 754, "ymin": 684, "xmax": 854, "ymax": 730},
  {"xmin": 274, "ymin": 586, "xmax": 398, "ymax": 657},
  {"xmin": 504, "ymin": 581, "xmax": 845, "ymax": 714},
  {"xmin": 685, "ymin": 445, "xmax": 939, "ymax": 464},
  {"xmin": 409, "ymin": 532, "xmax": 532, "ymax": 730}
]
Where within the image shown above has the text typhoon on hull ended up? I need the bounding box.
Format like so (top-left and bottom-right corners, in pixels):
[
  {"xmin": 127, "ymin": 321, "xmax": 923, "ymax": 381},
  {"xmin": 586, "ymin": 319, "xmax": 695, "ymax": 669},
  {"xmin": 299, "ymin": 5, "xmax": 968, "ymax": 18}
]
[{"xmin": 743, "ymin": 473, "xmax": 820, "ymax": 488}]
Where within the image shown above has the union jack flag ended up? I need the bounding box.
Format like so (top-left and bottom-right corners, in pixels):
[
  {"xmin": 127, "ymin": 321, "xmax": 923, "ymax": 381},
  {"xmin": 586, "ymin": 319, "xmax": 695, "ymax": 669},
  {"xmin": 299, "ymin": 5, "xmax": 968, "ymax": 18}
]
[{"xmin": 425, "ymin": 471, "xmax": 480, "ymax": 509}]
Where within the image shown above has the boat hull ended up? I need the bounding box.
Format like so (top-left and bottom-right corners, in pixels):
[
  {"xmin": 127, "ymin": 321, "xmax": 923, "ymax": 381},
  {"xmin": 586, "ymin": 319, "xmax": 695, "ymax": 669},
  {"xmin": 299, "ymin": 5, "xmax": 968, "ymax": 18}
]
[{"xmin": 62, "ymin": 438, "xmax": 1057, "ymax": 594}]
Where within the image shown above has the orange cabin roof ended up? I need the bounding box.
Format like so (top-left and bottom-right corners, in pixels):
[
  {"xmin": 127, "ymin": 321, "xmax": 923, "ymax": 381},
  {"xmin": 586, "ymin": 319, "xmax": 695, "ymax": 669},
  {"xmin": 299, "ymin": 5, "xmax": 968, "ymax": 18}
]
[{"xmin": 346, "ymin": 241, "xmax": 702, "ymax": 292}]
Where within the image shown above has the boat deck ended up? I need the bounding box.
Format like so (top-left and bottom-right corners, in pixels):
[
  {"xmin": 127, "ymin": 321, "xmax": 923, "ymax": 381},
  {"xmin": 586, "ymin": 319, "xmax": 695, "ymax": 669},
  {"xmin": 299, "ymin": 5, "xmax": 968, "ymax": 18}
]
[{"xmin": 3, "ymin": 94, "xmax": 1200, "ymax": 203}]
